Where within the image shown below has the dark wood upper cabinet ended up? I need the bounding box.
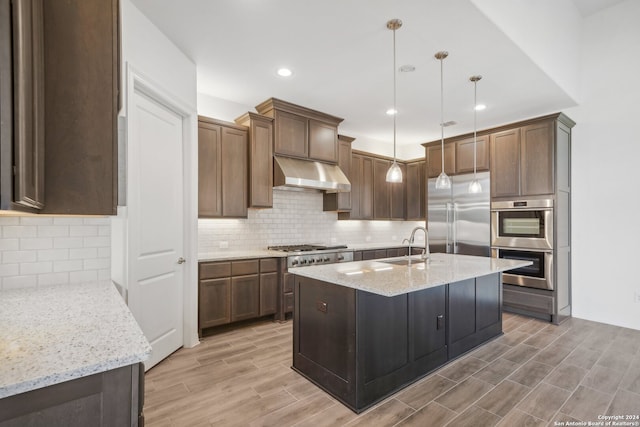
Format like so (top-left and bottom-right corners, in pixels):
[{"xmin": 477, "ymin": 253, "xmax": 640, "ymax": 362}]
[
  {"xmin": 255, "ymin": 98, "xmax": 343, "ymax": 163},
  {"xmin": 373, "ymin": 159, "xmax": 390, "ymax": 220},
  {"xmin": 235, "ymin": 112, "xmax": 273, "ymax": 209},
  {"xmin": 455, "ymin": 135, "xmax": 489, "ymax": 174},
  {"xmin": 520, "ymin": 121, "xmax": 554, "ymax": 196},
  {"xmin": 490, "ymin": 128, "xmax": 521, "ymax": 198},
  {"xmin": 347, "ymin": 153, "xmax": 362, "ymax": 219},
  {"xmin": 324, "ymin": 135, "xmax": 353, "ymax": 212},
  {"xmin": 406, "ymin": 160, "xmax": 426, "ymax": 220},
  {"xmin": 273, "ymin": 109, "xmax": 308, "ymax": 158},
  {"xmin": 390, "ymin": 163, "xmax": 406, "ymax": 220},
  {"xmin": 42, "ymin": 0, "xmax": 120, "ymax": 214},
  {"xmin": 360, "ymin": 156, "xmax": 374, "ymax": 220},
  {"xmin": 198, "ymin": 122, "xmax": 222, "ymax": 217},
  {"xmin": 309, "ymin": 119, "xmax": 337, "ymax": 163},
  {"xmin": 11, "ymin": 0, "xmax": 44, "ymax": 211},
  {"xmin": 198, "ymin": 116, "xmax": 248, "ymax": 218},
  {"xmin": 426, "ymin": 143, "xmax": 455, "ymax": 178}
]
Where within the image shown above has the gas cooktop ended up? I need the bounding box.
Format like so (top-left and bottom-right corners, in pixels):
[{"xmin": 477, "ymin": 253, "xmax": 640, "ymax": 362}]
[{"xmin": 268, "ymin": 244, "xmax": 348, "ymax": 253}]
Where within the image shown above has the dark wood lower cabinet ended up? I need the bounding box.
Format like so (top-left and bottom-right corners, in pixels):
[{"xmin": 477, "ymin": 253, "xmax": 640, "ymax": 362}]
[
  {"xmin": 293, "ymin": 273, "xmax": 502, "ymax": 413},
  {"xmin": 0, "ymin": 363, "xmax": 143, "ymax": 427},
  {"xmin": 198, "ymin": 258, "xmax": 279, "ymax": 335}
]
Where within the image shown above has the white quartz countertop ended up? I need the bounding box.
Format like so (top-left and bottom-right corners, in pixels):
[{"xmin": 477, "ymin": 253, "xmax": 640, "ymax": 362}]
[
  {"xmin": 289, "ymin": 253, "xmax": 531, "ymax": 297},
  {"xmin": 0, "ymin": 282, "xmax": 151, "ymax": 399}
]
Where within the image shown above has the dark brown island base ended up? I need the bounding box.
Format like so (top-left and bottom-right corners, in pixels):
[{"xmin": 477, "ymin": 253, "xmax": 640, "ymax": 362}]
[{"xmin": 290, "ymin": 254, "xmax": 530, "ymax": 413}]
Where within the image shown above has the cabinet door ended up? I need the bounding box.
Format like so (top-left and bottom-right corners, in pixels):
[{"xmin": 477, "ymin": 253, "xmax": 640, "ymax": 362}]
[
  {"xmin": 447, "ymin": 278, "xmax": 476, "ymax": 346},
  {"xmin": 411, "ymin": 285, "xmax": 446, "ymax": 361},
  {"xmin": 231, "ymin": 275, "xmax": 260, "ymax": 322},
  {"xmin": 260, "ymin": 271, "xmax": 278, "ymax": 316},
  {"xmin": 336, "ymin": 137, "xmax": 352, "ymax": 210},
  {"xmin": 406, "ymin": 161, "xmax": 426, "ymax": 220},
  {"xmin": 308, "ymin": 119, "xmax": 337, "ymax": 162},
  {"xmin": 199, "ymin": 277, "xmax": 231, "ymax": 329},
  {"xmin": 427, "ymin": 144, "xmax": 455, "ymax": 178},
  {"xmin": 476, "ymin": 274, "xmax": 501, "ymax": 331},
  {"xmin": 373, "ymin": 159, "xmax": 391, "ymax": 219},
  {"xmin": 390, "ymin": 163, "xmax": 406, "ymax": 220},
  {"xmin": 12, "ymin": 0, "xmax": 44, "ymax": 210},
  {"xmin": 349, "ymin": 155, "xmax": 362, "ymax": 218},
  {"xmin": 521, "ymin": 121, "xmax": 554, "ymax": 196},
  {"xmin": 274, "ymin": 110, "xmax": 308, "ymax": 158},
  {"xmin": 455, "ymin": 135, "xmax": 489, "ymax": 174},
  {"xmin": 249, "ymin": 117, "xmax": 273, "ymax": 208},
  {"xmin": 221, "ymin": 126, "xmax": 248, "ymax": 217},
  {"xmin": 490, "ymin": 128, "xmax": 521, "ymax": 198},
  {"xmin": 198, "ymin": 122, "xmax": 222, "ymax": 217},
  {"xmin": 360, "ymin": 156, "xmax": 374, "ymax": 219}
]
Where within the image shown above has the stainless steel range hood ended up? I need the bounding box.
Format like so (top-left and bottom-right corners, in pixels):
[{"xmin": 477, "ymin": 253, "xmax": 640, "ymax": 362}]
[{"xmin": 273, "ymin": 155, "xmax": 351, "ymax": 193}]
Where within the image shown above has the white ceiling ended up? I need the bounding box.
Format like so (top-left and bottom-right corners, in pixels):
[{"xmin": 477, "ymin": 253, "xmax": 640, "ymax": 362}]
[{"xmin": 130, "ymin": 0, "xmax": 623, "ymax": 149}]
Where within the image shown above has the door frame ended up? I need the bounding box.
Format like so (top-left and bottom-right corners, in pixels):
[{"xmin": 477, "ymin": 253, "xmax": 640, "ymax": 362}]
[{"xmin": 125, "ymin": 64, "xmax": 199, "ymax": 350}]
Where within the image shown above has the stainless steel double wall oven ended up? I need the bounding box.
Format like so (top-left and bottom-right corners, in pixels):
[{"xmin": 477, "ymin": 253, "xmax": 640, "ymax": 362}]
[{"xmin": 491, "ymin": 199, "xmax": 554, "ymax": 290}]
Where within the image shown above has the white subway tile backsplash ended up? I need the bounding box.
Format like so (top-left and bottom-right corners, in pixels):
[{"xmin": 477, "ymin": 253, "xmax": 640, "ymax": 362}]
[
  {"xmin": 20, "ymin": 261, "xmax": 53, "ymax": 275},
  {"xmin": 20, "ymin": 238, "xmax": 53, "ymax": 250},
  {"xmin": 2, "ymin": 226, "xmax": 37, "ymax": 238},
  {"xmin": 0, "ymin": 217, "xmax": 110, "ymax": 290},
  {"xmin": 37, "ymin": 249, "xmax": 70, "ymax": 261},
  {"xmin": 3, "ymin": 275, "xmax": 37, "ymax": 289},
  {"xmin": 198, "ymin": 189, "xmax": 424, "ymax": 253}
]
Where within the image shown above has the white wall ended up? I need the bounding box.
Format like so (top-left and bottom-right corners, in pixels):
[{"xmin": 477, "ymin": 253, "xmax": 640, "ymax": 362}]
[
  {"xmin": 566, "ymin": 0, "xmax": 640, "ymax": 330},
  {"xmin": 199, "ymin": 189, "xmax": 424, "ymax": 254},
  {"xmin": 0, "ymin": 216, "xmax": 110, "ymax": 290}
]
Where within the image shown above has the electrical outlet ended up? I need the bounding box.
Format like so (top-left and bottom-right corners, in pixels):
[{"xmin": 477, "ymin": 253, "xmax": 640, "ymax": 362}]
[{"xmin": 219, "ymin": 241, "xmax": 229, "ymax": 249}]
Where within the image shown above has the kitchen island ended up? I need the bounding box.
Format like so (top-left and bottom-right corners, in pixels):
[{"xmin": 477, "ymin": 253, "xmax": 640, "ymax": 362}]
[
  {"xmin": 290, "ymin": 253, "xmax": 530, "ymax": 413},
  {"xmin": 0, "ymin": 282, "xmax": 151, "ymax": 426}
]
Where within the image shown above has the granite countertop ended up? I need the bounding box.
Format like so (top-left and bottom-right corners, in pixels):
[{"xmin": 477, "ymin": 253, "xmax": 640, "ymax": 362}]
[
  {"xmin": 289, "ymin": 253, "xmax": 531, "ymax": 297},
  {"xmin": 198, "ymin": 243, "xmax": 427, "ymax": 262},
  {"xmin": 0, "ymin": 282, "xmax": 151, "ymax": 399},
  {"xmin": 199, "ymin": 250, "xmax": 288, "ymax": 262}
]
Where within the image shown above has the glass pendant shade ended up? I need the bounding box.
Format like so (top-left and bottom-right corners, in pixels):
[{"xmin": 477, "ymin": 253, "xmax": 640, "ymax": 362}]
[
  {"xmin": 435, "ymin": 171, "xmax": 451, "ymax": 189},
  {"xmin": 385, "ymin": 19, "xmax": 403, "ymax": 183},
  {"xmin": 386, "ymin": 161, "xmax": 403, "ymax": 183},
  {"xmin": 468, "ymin": 179, "xmax": 482, "ymax": 193}
]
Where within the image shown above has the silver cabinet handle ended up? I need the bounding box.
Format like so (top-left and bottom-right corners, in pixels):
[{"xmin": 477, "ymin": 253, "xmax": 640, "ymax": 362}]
[{"xmin": 177, "ymin": 257, "xmax": 186, "ymax": 264}]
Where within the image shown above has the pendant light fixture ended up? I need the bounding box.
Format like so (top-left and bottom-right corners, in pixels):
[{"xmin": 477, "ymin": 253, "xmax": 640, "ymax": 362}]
[
  {"xmin": 385, "ymin": 19, "xmax": 403, "ymax": 183},
  {"xmin": 434, "ymin": 51, "xmax": 451, "ymax": 190},
  {"xmin": 468, "ymin": 75, "xmax": 482, "ymax": 193}
]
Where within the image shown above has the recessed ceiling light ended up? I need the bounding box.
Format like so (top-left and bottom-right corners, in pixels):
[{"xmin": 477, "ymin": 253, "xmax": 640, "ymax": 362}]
[
  {"xmin": 276, "ymin": 68, "xmax": 293, "ymax": 77},
  {"xmin": 475, "ymin": 104, "xmax": 486, "ymax": 111},
  {"xmin": 386, "ymin": 108, "xmax": 397, "ymax": 115}
]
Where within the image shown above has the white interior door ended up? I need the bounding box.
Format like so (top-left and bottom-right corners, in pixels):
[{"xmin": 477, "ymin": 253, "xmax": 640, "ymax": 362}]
[{"xmin": 128, "ymin": 89, "xmax": 185, "ymax": 370}]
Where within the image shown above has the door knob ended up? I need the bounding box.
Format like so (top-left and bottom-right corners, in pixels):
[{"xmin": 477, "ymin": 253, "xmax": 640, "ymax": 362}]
[{"xmin": 177, "ymin": 257, "xmax": 186, "ymax": 264}]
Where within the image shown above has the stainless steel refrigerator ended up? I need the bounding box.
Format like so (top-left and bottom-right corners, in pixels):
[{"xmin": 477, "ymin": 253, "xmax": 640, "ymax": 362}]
[{"xmin": 427, "ymin": 171, "xmax": 490, "ymax": 257}]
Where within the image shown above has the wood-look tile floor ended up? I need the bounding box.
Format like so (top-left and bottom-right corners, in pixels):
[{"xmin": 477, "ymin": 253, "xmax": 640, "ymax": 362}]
[{"xmin": 144, "ymin": 313, "xmax": 640, "ymax": 427}]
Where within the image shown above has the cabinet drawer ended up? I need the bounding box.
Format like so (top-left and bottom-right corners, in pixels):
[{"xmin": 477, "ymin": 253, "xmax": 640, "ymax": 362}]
[
  {"xmin": 231, "ymin": 260, "xmax": 259, "ymax": 276},
  {"xmin": 503, "ymin": 286, "xmax": 554, "ymax": 315},
  {"xmin": 199, "ymin": 262, "xmax": 231, "ymax": 279},
  {"xmin": 260, "ymin": 258, "xmax": 278, "ymax": 273}
]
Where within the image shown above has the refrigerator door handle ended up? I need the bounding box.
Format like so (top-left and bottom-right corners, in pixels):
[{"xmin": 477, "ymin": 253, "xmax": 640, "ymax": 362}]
[
  {"xmin": 453, "ymin": 202, "xmax": 458, "ymax": 253},
  {"xmin": 446, "ymin": 202, "xmax": 452, "ymax": 253}
]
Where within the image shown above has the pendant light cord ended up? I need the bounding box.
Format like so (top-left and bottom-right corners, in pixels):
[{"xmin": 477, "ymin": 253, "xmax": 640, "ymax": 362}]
[
  {"xmin": 473, "ymin": 79, "xmax": 477, "ymax": 178},
  {"xmin": 440, "ymin": 56, "xmax": 445, "ymax": 172},
  {"xmin": 392, "ymin": 26, "xmax": 397, "ymax": 163}
]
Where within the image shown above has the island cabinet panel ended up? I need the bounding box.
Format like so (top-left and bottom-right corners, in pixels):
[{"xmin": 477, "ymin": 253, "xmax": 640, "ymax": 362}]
[
  {"xmin": 293, "ymin": 276, "xmax": 449, "ymax": 413},
  {"xmin": 447, "ymin": 274, "xmax": 502, "ymax": 359}
]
